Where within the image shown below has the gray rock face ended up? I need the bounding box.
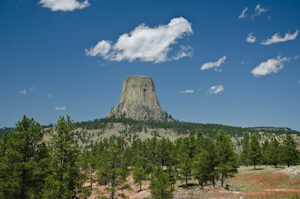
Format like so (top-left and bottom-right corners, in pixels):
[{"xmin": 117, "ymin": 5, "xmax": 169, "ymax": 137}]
[{"xmin": 107, "ymin": 75, "xmax": 168, "ymax": 122}]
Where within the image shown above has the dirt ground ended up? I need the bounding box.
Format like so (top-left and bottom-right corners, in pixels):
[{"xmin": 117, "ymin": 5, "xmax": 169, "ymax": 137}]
[{"xmin": 84, "ymin": 165, "xmax": 300, "ymax": 199}]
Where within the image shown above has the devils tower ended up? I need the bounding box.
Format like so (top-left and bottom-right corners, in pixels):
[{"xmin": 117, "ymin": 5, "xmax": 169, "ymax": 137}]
[{"xmin": 107, "ymin": 75, "xmax": 168, "ymax": 122}]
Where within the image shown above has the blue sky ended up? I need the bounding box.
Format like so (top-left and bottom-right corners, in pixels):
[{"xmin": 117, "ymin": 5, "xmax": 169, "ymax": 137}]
[{"xmin": 1, "ymin": 0, "xmax": 300, "ymax": 131}]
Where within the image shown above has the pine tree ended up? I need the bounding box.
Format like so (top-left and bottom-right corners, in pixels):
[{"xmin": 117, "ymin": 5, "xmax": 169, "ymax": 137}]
[
  {"xmin": 156, "ymin": 137, "xmax": 171, "ymax": 168},
  {"xmin": 262, "ymin": 140, "xmax": 269, "ymax": 165},
  {"xmin": 81, "ymin": 150, "xmax": 97, "ymax": 190},
  {"xmin": 41, "ymin": 115, "xmax": 81, "ymax": 199},
  {"xmin": 266, "ymin": 138, "xmax": 280, "ymax": 168},
  {"xmin": 176, "ymin": 137, "xmax": 193, "ymax": 189},
  {"xmin": 193, "ymin": 137, "xmax": 219, "ymax": 187},
  {"xmin": 216, "ymin": 130, "xmax": 238, "ymax": 188},
  {"xmin": 0, "ymin": 115, "xmax": 48, "ymax": 199},
  {"xmin": 282, "ymin": 135, "xmax": 299, "ymax": 167},
  {"xmin": 241, "ymin": 132, "xmax": 250, "ymax": 166},
  {"xmin": 97, "ymin": 142, "xmax": 131, "ymax": 199},
  {"xmin": 0, "ymin": 131, "xmax": 9, "ymax": 157},
  {"xmin": 248, "ymin": 134, "xmax": 262, "ymax": 170},
  {"xmin": 149, "ymin": 166, "xmax": 174, "ymax": 199},
  {"xmin": 133, "ymin": 161, "xmax": 147, "ymax": 192}
]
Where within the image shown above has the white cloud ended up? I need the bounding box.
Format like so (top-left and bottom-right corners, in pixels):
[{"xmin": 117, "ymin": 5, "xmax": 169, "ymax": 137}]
[
  {"xmin": 86, "ymin": 17, "xmax": 193, "ymax": 63},
  {"xmin": 200, "ymin": 56, "xmax": 226, "ymax": 71},
  {"xmin": 207, "ymin": 85, "xmax": 224, "ymax": 94},
  {"xmin": 295, "ymin": 55, "xmax": 298, "ymax": 59},
  {"xmin": 180, "ymin": 90, "xmax": 194, "ymax": 93},
  {"xmin": 30, "ymin": 86, "xmax": 36, "ymax": 92},
  {"xmin": 298, "ymin": 80, "xmax": 300, "ymax": 84},
  {"xmin": 38, "ymin": 0, "xmax": 90, "ymax": 12},
  {"xmin": 171, "ymin": 45, "xmax": 194, "ymax": 61},
  {"xmin": 48, "ymin": 94, "xmax": 53, "ymax": 98},
  {"xmin": 246, "ymin": 33, "xmax": 256, "ymax": 43},
  {"xmin": 254, "ymin": 4, "xmax": 268, "ymax": 16},
  {"xmin": 261, "ymin": 30, "xmax": 298, "ymax": 45},
  {"xmin": 17, "ymin": 89, "xmax": 26, "ymax": 95},
  {"xmin": 251, "ymin": 55, "xmax": 290, "ymax": 77},
  {"xmin": 238, "ymin": 7, "xmax": 248, "ymax": 20},
  {"xmin": 54, "ymin": 106, "xmax": 66, "ymax": 110}
]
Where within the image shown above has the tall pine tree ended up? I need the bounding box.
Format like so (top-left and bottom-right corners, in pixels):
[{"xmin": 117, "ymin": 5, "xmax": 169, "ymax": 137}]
[
  {"xmin": 281, "ymin": 135, "xmax": 299, "ymax": 167},
  {"xmin": 0, "ymin": 115, "xmax": 48, "ymax": 199},
  {"xmin": 248, "ymin": 134, "xmax": 262, "ymax": 170},
  {"xmin": 41, "ymin": 115, "xmax": 82, "ymax": 199},
  {"xmin": 216, "ymin": 130, "xmax": 238, "ymax": 188}
]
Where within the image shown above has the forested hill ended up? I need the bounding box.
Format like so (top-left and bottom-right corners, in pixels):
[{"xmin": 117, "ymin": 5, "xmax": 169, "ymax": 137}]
[
  {"xmin": 75, "ymin": 117, "xmax": 300, "ymax": 137},
  {"xmin": 2, "ymin": 116, "xmax": 299, "ymax": 140},
  {"xmin": 74, "ymin": 116, "xmax": 300, "ymax": 137}
]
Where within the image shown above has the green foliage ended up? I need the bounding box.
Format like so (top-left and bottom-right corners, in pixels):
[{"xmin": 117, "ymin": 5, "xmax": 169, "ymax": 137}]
[
  {"xmin": 41, "ymin": 115, "xmax": 81, "ymax": 199},
  {"xmin": 249, "ymin": 134, "xmax": 263, "ymax": 170},
  {"xmin": 216, "ymin": 130, "xmax": 238, "ymax": 187},
  {"xmin": 0, "ymin": 115, "xmax": 49, "ymax": 199},
  {"xmin": 97, "ymin": 141, "xmax": 131, "ymax": 199},
  {"xmin": 282, "ymin": 135, "xmax": 299, "ymax": 167},
  {"xmin": 79, "ymin": 187, "xmax": 92, "ymax": 199},
  {"xmin": 81, "ymin": 149, "xmax": 97, "ymax": 190},
  {"xmin": 241, "ymin": 132, "xmax": 250, "ymax": 166},
  {"xmin": 133, "ymin": 161, "xmax": 147, "ymax": 191},
  {"xmin": 262, "ymin": 139, "xmax": 269, "ymax": 165},
  {"xmin": 149, "ymin": 166, "xmax": 174, "ymax": 199},
  {"xmin": 176, "ymin": 137, "xmax": 193, "ymax": 189},
  {"xmin": 266, "ymin": 138, "xmax": 280, "ymax": 167}
]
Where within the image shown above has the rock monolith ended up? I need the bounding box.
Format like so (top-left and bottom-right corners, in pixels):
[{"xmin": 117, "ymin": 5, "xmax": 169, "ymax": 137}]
[{"xmin": 107, "ymin": 75, "xmax": 168, "ymax": 122}]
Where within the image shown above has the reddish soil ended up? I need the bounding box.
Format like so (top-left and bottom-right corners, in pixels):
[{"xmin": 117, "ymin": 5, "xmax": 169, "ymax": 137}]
[{"xmin": 83, "ymin": 170, "xmax": 300, "ymax": 199}]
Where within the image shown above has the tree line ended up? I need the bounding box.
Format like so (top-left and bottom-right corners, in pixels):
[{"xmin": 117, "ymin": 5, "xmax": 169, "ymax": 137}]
[
  {"xmin": 1, "ymin": 115, "xmax": 300, "ymax": 198},
  {"xmin": 240, "ymin": 133, "xmax": 300, "ymax": 169},
  {"xmin": 73, "ymin": 116, "xmax": 300, "ymax": 138},
  {"xmin": 1, "ymin": 115, "xmax": 240, "ymax": 198}
]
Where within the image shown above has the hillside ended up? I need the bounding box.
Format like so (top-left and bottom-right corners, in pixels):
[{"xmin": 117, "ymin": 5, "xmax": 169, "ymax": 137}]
[{"xmin": 42, "ymin": 117, "xmax": 300, "ymax": 152}]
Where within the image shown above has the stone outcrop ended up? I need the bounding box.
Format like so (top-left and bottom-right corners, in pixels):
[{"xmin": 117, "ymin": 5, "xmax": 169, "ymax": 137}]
[{"xmin": 107, "ymin": 75, "xmax": 168, "ymax": 122}]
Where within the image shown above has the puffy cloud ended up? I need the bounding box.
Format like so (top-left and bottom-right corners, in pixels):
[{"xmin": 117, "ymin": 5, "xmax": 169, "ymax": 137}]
[
  {"xmin": 295, "ymin": 55, "xmax": 298, "ymax": 59},
  {"xmin": 207, "ymin": 85, "xmax": 224, "ymax": 94},
  {"xmin": 261, "ymin": 30, "xmax": 298, "ymax": 45},
  {"xmin": 254, "ymin": 4, "xmax": 268, "ymax": 16},
  {"xmin": 38, "ymin": 0, "xmax": 90, "ymax": 12},
  {"xmin": 17, "ymin": 89, "xmax": 26, "ymax": 95},
  {"xmin": 200, "ymin": 56, "xmax": 226, "ymax": 71},
  {"xmin": 251, "ymin": 55, "xmax": 290, "ymax": 77},
  {"xmin": 86, "ymin": 17, "xmax": 193, "ymax": 63},
  {"xmin": 54, "ymin": 106, "xmax": 66, "ymax": 110},
  {"xmin": 180, "ymin": 90, "xmax": 194, "ymax": 93},
  {"xmin": 48, "ymin": 94, "xmax": 53, "ymax": 98},
  {"xmin": 298, "ymin": 80, "xmax": 300, "ymax": 84},
  {"xmin": 238, "ymin": 7, "xmax": 248, "ymax": 20},
  {"xmin": 246, "ymin": 33, "xmax": 256, "ymax": 43}
]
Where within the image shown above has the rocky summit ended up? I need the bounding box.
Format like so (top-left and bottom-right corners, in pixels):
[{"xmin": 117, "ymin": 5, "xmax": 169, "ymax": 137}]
[{"xmin": 107, "ymin": 75, "xmax": 168, "ymax": 122}]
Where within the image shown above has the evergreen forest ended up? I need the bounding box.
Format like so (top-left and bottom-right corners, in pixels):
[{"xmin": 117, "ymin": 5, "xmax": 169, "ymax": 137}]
[{"xmin": 0, "ymin": 115, "xmax": 300, "ymax": 198}]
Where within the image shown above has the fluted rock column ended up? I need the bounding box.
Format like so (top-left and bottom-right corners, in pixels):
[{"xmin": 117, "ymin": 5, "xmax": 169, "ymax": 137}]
[{"xmin": 107, "ymin": 75, "xmax": 168, "ymax": 122}]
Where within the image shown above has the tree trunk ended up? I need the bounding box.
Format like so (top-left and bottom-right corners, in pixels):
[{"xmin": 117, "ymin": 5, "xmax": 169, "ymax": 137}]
[
  {"xmin": 186, "ymin": 175, "xmax": 188, "ymax": 189},
  {"xmin": 90, "ymin": 171, "xmax": 93, "ymax": 190},
  {"xmin": 221, "ymin": 173, "xmax": 224, "ymax": 188},
  {"xmin": 140, "ymin": 181, "xmax": 142, "ymax": 192}
]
